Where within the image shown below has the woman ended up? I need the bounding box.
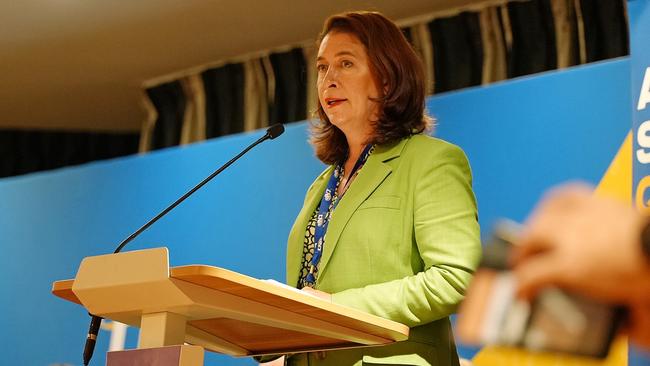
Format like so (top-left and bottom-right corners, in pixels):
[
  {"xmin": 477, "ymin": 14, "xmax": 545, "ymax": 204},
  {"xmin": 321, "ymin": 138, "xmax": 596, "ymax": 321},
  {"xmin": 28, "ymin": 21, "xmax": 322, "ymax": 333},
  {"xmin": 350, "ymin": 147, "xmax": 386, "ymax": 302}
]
[{"xmin": 277, "ymin": 11, "xmax": 480, "ymax": 366}]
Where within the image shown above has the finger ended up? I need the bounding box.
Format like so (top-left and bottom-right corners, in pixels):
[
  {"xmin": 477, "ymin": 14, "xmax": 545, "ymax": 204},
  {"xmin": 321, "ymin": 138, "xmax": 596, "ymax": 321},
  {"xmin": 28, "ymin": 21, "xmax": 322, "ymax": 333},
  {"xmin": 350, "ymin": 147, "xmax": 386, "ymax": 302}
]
[
  {"xmin": 513, "ymin": 253, "xmax": 564, "ymax": 300},
  {"xmin": 513, "ymin": 218, "xmax": 558, "ymax": 264},
  {"xmin": 510, "ymin": 241, "xmax": 551, "ymax": 266},
  {"xmin": 515, "ymin": 185, "xmax": 592, "ymax": 260},
  {"xmin": 527, "ymin": 183, "xmax": 593, "ymax": 222}
]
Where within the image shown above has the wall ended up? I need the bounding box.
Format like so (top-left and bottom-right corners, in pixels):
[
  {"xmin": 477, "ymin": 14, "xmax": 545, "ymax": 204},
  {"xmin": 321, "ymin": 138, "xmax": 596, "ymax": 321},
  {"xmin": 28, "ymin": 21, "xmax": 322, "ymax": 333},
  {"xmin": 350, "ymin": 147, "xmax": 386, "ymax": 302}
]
[{"xmin": 0, "ymin": 58, "xmax": 630, "ymax": 365}]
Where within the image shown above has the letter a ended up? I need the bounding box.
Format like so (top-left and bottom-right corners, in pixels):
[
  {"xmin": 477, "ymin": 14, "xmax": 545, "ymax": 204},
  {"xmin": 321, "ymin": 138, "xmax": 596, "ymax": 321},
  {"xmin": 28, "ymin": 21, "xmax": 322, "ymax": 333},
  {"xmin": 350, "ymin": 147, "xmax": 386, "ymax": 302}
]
[{"xmin": 639, "ymin": 67, "xmax": 650, "ymax": 111}]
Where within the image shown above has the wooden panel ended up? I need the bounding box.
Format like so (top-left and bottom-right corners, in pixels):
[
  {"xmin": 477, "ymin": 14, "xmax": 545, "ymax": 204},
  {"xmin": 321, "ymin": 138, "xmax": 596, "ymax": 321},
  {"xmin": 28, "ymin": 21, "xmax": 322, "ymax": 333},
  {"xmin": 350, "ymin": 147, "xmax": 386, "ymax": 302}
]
[
  {"xmin": 52, "ymin": 262, "xmax": 409, "ymax": 356},
  {"xmin": 189, "ymin": 318, "xmax": 350, "ymax": 353},
  {"xmin": 52, "ymin": 279, "xmax": 81, "ymax": 305},
  {"xmin": 107, "ymin": 345, "xmax": 203, "ymax": 366}
]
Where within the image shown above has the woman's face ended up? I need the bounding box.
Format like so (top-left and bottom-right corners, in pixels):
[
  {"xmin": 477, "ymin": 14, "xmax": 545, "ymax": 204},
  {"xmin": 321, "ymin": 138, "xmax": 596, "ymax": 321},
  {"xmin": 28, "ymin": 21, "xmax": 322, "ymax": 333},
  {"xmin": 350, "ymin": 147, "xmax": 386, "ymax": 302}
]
[{"xmin": 317, "ymin": 32, "xmax": 382, "ymax": 135}]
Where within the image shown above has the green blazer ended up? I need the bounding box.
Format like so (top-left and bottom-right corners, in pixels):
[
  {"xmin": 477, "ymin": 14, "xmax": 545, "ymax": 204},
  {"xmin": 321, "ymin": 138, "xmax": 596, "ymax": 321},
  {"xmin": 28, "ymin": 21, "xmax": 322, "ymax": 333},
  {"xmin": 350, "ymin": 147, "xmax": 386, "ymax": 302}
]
[{"xmin": 285, "ymin": 134, "xmax": 481, "ymax": 366}]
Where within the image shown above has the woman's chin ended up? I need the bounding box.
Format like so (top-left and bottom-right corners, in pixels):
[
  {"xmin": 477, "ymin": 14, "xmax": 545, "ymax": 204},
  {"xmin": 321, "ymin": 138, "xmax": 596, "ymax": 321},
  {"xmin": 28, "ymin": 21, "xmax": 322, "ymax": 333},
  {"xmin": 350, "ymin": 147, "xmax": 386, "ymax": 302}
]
[{"xmin": 328, "ymin": 117, "xmax": 349, "ymax": 129}]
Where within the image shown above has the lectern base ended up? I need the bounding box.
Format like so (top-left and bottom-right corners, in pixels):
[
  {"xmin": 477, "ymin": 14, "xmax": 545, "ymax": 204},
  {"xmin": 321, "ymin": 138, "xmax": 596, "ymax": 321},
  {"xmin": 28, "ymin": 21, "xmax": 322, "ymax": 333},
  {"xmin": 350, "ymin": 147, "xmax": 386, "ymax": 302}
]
[{"xmin": 107, "ymin": 345, "xmax": 204, "ymax": 366}]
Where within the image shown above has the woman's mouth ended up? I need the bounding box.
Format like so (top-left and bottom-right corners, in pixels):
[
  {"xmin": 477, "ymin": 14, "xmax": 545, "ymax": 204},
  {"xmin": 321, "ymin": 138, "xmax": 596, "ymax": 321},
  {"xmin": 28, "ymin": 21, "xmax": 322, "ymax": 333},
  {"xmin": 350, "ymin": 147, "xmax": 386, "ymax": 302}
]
[{"xmin": 325, "ymin": 98, "xmax": 347, "ymax": 108}]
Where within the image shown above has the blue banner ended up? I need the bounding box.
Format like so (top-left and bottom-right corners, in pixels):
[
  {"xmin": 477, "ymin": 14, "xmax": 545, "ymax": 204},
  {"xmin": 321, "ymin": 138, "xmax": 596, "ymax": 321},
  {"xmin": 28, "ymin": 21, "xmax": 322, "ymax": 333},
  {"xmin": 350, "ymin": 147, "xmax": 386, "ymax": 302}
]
[
  {"xmin": 630, "ymin": 1, "xmax": 650, "ymax": 365},
  {"xmin": 631, "ymin": 0, "xmax": 650, "ymax": 211}
]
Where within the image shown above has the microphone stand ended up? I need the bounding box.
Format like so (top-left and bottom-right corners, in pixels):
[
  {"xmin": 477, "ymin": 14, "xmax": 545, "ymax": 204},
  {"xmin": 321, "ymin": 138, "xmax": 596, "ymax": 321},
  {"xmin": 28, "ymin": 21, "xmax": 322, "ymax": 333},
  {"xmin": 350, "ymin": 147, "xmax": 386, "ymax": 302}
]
[{"xmin": 82, "ymin": 124, "xmax": 284, "ymax": 365}]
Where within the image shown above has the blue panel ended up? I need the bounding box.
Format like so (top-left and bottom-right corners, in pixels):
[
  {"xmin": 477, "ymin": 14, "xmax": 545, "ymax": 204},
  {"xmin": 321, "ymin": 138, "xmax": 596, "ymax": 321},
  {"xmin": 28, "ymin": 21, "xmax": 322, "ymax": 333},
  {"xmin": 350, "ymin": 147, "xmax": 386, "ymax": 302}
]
[
  {"xmin": 629, "ymin": 0, "xmax": 650, "ymax": 364},
  {"xmin": 0, "ymin": 123, "xmax": 324, "ymax": 365},
  {"xmin": 432, "ymin": 59, "xmax": 631, "ymax": 232},
  {"xmin": 0, "ymin": 59, "xmax": 631, "ymax": 365},
  {"xmin": 430, "ymin": 59, "xmax": 631, "ymax": 359},
  {"xmin": 631, "ymin": 0, "xmax": 650, "ymax": 205}
]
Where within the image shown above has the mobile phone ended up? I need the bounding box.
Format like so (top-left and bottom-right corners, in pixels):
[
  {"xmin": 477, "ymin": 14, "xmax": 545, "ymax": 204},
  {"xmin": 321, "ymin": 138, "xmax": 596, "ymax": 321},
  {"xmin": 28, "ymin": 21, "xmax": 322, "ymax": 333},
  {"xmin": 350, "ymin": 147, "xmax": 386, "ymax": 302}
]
[{"xmin": 457, "ymin": 221, "xmax": 624, "ymax": 358}]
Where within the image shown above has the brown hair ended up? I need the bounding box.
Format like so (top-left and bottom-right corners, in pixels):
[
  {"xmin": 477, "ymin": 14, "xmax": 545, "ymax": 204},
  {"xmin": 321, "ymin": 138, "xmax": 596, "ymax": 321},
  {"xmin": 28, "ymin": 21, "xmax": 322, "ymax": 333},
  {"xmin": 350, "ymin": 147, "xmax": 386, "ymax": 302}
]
[{"xmin": 310, "ymin": 11, "xmax": 433, "ymax": 164}]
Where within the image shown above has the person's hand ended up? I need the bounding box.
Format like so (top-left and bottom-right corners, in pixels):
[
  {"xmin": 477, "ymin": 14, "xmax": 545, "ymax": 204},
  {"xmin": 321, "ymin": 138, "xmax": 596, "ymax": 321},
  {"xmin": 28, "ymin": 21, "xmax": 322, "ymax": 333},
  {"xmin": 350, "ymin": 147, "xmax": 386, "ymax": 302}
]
[
  {"xmin": 259, "ymin": 355, "xmax": 285, "ymax": 365},
  {"xmin": 301, "ymin": 287, "xmax": 332, "ymax": 302},
  {"xmin": 511, "ymin": 184, "xmax": 649, "ymax": 304}
]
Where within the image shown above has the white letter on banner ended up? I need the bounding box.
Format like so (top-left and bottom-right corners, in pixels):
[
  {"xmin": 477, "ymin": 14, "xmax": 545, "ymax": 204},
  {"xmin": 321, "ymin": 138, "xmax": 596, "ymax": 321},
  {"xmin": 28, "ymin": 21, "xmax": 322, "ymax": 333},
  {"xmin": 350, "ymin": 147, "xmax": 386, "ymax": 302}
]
[
  {"xmin": 637, "ymin": 120, "xmax": 650, "ymax": 163},
  {"xmin": 639, "ymin": 67, "xmax": 650, "ymax": 111}
]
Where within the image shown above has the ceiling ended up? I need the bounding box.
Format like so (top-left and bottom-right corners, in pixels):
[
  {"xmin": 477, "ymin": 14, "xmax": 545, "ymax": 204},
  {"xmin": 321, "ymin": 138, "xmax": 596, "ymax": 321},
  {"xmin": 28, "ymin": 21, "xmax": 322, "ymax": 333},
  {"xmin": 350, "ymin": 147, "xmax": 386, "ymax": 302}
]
[{"xmin": 0, "ymin": 0, "xmax": 491, "ymax": 132}]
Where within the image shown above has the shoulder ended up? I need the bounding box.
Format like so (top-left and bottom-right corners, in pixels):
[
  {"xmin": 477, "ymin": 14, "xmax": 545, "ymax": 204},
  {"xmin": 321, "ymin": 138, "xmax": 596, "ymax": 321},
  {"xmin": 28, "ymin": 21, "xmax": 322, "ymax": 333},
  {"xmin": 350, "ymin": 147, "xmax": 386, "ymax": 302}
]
[{"xmin": 402, "ymin": 134, "xmax": 469, "ymax": 166}]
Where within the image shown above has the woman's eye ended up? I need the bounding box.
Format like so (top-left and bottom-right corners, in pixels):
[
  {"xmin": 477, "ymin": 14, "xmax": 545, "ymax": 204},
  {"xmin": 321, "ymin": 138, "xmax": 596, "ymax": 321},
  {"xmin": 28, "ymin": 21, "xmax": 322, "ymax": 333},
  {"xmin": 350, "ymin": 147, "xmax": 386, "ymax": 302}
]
[
  {"xmin": 317, "ymin": 64, "xmax": 328, "ymax": 72},
  {"xmin": 342, "ymin": 60, "xmax": 353, "ymax": 68}
]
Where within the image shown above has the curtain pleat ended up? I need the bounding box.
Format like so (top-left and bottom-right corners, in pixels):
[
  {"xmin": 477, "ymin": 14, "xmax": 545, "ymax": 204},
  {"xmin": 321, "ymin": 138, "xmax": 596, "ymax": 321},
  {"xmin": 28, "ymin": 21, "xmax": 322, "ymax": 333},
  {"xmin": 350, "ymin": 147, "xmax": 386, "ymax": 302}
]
[
  {"xmin": 480, "ymin": 7, "xmax": 508, "ymax": 84},
  {"xmin": 578, "ymin": 0, "xmax": 629, "ymax": 63},
  {"xmin": 202, "ymin": 63, "xmax": 245, "ymax": 139},
  {"xmin": 261, "ymin": 55, "xmax": 276, "ymax": 125},
  {"xmin": 303, "ymin": 46, "xmax": 319, "ymax": 120},
  {"xmin": 179, "ymin": 74, "xmax": 207, "ymax": 145},
  {"xmin": 244, "ymin": 58, "xmax": 270, "ymax": 131},
  {"xmin": 138, "ymin": 91, "xmax": 158, "ymax": 153},
  {"xmin": 146, "ymin": 80, "xmax": 186, "ymax": 150},
  {"xmin": 429, "ymin": 12, "xmax": 483, "ymax": 93},
  {"xmin": 506, "ymin": 0, "xmax": 557, "ymax": 78},
  {"xmin": 268, "ymin": 48, "xmax": 308, "ymax": 125},
  {"xmin": 551, "ymin": 0, "xmax": 579, "ymax": 69},
  {"xmin": 410, "ymin": 24, "xmax": 435, "ymax": 95}
]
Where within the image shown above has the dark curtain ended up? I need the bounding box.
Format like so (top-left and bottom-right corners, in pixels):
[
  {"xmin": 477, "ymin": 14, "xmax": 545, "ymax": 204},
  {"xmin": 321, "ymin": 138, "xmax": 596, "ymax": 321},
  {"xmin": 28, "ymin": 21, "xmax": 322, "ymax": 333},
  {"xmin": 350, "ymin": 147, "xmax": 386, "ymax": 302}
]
[
  {"xmin": 202, "ymin": 63, "xmax": 245, "ymax": 138},
  {"xmin": 0, "ymin": 130, "xmax": 139, "ymax": 178},
  {"xmin": 147, "ymin": 80, "xmax": 186, "ymax": 150},
  {"xmin": 562, "ymin": 0, "xmax": 581, "ymax": 68},
  {"xmin": 579, "ymin": 0, "xmax": 629, "ymax": 62},
  {"xmin": 1, "ymin": 0, "xmax": 631, "ymax": 179},
  {"xmin": 268, "ymin": 48, "xmax": 308, "ymax": 125},
  {"xmin": 506, "ymin": 0, "xmax": 557, "ymax": 78},
  {"xmin": 428, "ymin": 12, "xmax": 484, "ymax": 93}
]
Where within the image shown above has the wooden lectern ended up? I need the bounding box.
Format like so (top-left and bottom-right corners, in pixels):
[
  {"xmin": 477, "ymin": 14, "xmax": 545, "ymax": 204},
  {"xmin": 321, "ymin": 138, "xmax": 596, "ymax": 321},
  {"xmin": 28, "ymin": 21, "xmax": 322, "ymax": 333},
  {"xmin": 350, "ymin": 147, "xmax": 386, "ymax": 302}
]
[{"xmin": 52, "ymin": 247, "xmax": 409, "ymax": 365}]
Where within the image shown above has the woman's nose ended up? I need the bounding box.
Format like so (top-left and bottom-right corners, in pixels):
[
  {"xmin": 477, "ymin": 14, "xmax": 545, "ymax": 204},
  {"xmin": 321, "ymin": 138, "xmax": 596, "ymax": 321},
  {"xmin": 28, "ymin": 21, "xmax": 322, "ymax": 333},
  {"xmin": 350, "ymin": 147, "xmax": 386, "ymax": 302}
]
[{"xmin": 324, "ymin": 68, "xmax": 339, "ymax": 87}]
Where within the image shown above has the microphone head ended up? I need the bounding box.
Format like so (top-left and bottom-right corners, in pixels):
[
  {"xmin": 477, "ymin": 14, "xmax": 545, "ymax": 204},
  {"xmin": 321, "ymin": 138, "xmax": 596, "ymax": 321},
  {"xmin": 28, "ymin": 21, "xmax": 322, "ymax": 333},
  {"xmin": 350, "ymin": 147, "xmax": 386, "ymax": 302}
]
[{"xmin": 266, "ymin": 124, "xmax": 285, "ymax": 139}]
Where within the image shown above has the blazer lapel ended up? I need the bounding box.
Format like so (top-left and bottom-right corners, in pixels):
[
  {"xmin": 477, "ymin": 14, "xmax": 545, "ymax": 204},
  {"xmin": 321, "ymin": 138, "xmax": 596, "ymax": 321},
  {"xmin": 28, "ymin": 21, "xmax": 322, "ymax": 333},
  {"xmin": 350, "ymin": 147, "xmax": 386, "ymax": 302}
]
[
  {"xmin": 317, "ymin": 138, "xmax": 409, "ymax": 280},
  {"xmin": 286, "ymin": 166, "xmax": 333, "ymax": 286}
]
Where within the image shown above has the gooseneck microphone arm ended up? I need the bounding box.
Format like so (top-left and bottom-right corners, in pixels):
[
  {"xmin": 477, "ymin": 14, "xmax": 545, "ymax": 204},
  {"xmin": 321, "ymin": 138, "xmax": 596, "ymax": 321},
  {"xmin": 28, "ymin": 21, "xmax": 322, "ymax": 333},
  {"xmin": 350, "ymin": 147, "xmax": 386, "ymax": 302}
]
[
  {"xmin": 113, "ymin": 123, "xmax": 284, "ymax": 254},
  {"xmin": 82, "ymin": 123, "xmax": 284, "ymax": 365}
]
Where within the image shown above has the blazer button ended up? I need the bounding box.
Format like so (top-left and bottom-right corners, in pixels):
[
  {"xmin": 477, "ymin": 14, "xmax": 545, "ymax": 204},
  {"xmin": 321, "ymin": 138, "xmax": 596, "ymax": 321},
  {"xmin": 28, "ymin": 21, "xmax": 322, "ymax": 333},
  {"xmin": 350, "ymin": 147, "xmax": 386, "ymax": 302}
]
[{"xmin": 316, "ymin": 351, "xmax": 327, "ymax": 360}]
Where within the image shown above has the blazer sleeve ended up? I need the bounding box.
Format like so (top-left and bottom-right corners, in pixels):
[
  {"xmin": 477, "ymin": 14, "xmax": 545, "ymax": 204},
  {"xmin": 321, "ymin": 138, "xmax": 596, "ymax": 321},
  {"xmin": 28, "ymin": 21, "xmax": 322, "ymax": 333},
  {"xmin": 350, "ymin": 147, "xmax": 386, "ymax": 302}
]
[{"xmin": 330, "ymin": 144, "xmax": 481, "ymax": 327}]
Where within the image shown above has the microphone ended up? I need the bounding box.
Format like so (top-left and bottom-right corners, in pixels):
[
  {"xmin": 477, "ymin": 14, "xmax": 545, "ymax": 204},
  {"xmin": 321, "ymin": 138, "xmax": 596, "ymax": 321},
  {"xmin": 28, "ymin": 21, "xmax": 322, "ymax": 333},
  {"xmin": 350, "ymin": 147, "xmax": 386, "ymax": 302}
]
[
  {"xmin": 266, "ymin": 123, "xmax": 284, "ymax": 139},
  {"xmin": 82, "ymin": 123, "xmax": 285, "ymax": 365}
]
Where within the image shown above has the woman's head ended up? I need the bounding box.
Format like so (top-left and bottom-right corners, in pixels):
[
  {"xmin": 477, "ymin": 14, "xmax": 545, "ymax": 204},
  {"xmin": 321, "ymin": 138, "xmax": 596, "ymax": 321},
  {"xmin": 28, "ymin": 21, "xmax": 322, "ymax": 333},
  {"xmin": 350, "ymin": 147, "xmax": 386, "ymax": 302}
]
[{"xmin": 311, "ymin": 11, "xmax": 432, "ymax": 164}]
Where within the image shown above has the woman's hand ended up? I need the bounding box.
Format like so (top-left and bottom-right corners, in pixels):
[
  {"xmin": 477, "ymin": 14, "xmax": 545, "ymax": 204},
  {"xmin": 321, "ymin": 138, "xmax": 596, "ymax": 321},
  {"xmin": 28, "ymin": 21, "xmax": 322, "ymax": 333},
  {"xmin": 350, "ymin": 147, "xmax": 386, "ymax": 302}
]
[{"xmin": 301, "ymin": 287, "xmax": 332, "ymax": 302}]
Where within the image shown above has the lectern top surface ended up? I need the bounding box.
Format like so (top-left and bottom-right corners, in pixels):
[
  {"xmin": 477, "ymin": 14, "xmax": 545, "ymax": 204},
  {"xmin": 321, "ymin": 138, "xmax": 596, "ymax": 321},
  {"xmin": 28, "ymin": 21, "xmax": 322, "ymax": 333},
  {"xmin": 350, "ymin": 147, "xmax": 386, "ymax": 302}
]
[{"xmin": 52, "ymin": 263, "xmax": 409, "ymax": 356}]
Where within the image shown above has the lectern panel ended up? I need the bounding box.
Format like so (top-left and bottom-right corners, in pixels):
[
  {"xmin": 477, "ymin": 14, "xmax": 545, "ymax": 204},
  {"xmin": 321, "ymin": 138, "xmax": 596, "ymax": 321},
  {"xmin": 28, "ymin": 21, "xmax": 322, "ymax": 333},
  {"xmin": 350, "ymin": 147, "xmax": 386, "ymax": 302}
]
[
  {"xmin": 52, "ymin": 249, "xmax": 409, "ymax": 357},
  {"xmin": 190, "ymin": 318, "xmax": 349, "ymax": 353}
]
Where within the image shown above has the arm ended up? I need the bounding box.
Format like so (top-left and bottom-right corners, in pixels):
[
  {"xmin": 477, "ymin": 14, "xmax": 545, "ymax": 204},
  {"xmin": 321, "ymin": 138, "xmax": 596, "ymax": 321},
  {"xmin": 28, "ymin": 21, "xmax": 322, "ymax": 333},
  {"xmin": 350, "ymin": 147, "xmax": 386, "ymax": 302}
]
[{"xmin": 331, "ymin": 145, "xmax": 482, "ymax": 327}]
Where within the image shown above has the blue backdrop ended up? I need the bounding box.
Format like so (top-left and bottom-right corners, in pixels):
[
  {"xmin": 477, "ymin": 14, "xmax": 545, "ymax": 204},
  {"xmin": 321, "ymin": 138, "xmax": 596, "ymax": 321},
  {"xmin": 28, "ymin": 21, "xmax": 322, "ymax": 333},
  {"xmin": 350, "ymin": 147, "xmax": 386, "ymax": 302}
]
[
  {"xmin": 629, "ymin": 0, "xmax": 650, "ymax": 363},
  {"xmin": 0, "ymin": 58, "xmax": 631, "ymax": 365}
]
